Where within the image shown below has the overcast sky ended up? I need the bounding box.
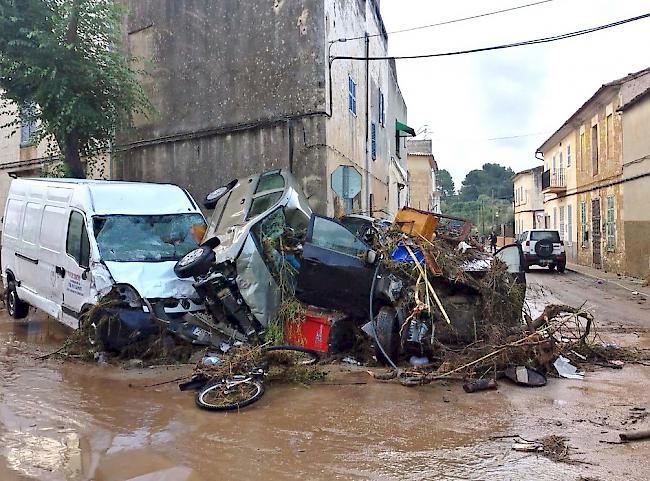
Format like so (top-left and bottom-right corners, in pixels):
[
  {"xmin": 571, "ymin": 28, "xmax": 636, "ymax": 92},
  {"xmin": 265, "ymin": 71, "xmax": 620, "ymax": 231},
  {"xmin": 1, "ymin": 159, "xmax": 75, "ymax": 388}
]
[{"xmin": 380, "ymin": 0, "xmax": 650, "ymax": 190}]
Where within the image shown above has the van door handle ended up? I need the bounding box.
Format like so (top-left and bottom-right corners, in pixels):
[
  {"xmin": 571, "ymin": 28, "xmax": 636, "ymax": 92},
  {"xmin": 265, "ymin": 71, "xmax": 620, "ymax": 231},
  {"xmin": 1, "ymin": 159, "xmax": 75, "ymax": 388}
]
[
  {"xmin": 56, "ymin": 266, "xmax": 66, "ymax": 278},
  {"xmin": 16, "ymin": 252, "xmax": 38, "ymax": 264}
]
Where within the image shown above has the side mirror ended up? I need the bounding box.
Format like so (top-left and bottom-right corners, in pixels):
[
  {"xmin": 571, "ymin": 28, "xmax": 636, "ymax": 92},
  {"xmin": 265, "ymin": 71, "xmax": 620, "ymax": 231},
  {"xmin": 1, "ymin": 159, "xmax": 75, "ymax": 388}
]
[
  {"xmin": 81, "ymin": 267, "xmax": 90, "ymax": 280},
  {"xmin": 366, "ymin": 249, "xmax": 377, "ymax": 265}
]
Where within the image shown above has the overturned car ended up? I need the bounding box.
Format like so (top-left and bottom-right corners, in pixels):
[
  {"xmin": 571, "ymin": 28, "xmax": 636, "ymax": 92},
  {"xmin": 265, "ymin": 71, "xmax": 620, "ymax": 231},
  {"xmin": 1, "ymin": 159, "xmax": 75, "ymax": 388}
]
[{"xmin": 172, "ymin": 169, "xmax": 527, "ymax": 364}]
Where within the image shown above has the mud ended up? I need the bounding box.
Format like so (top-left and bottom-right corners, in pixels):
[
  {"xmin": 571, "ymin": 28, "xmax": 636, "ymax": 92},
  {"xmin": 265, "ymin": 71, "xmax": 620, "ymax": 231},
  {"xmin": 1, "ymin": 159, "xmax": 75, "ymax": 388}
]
[{"xmin": 1, "ymin": 271, "xmax": 650, "ymax": 481}]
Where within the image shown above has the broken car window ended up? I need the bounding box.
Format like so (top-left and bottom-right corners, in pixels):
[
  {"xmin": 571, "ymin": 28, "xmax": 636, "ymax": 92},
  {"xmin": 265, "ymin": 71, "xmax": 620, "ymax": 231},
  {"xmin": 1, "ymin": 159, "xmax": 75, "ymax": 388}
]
[
  {"xmin": 310, "ymin": 216, "xmax": 368, "ymax": 257},
  {"xmin": 255, "ymin": 171, "xmax": 285, "ymax": 193},
  {"xmin": 93, "ymin": 214, "xmax": 206, "ymax": 262},
  {"xmin": 252, "ymin": 208, "xmax": 304, "ymax": 281},
  {"xmin": 247, "ymin": 192, "xmax": 283, "ymax": 220}
]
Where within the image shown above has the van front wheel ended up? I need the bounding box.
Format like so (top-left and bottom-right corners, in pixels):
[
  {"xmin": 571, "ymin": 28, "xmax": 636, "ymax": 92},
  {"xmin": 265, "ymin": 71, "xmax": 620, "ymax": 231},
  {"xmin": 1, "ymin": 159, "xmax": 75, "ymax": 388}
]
[{"xmin": 6, "ymin": 282, "xmax": 29, "ymax": 319}]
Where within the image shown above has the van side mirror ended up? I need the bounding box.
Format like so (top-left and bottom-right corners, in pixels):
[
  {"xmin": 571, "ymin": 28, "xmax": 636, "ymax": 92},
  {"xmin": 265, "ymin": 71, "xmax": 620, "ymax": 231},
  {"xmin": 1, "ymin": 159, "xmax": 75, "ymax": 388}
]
[
  {"xmin": 81, "ymin": 267, "xmax": 90, "ymax": 280},
  {"xmin": 366, "ymin": 249, "xmax": 377, "ymax": 265}
]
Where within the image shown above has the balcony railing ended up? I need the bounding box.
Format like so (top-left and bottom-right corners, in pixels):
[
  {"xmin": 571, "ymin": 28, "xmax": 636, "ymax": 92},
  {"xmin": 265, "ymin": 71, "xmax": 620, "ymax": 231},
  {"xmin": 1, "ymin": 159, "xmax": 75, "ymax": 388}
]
[{"xmin": 542, "ymin": 169, "xmax": 566, "ymax": 193}]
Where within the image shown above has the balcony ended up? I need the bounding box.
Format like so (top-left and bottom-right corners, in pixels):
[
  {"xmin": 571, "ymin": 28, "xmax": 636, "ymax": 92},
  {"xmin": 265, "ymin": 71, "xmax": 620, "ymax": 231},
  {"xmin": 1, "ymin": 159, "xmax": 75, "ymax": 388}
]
[{"xmin": 542, "ymin": 169, "xmax": 566, "ymax": 193}]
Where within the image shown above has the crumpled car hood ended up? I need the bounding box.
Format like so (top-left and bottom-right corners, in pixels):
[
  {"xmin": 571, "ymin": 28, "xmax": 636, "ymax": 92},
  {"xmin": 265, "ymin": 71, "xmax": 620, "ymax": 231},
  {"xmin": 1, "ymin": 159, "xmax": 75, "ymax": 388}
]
[{"xmin": 104, "ymin": 261, "xmax": 197, "ymax": 299}]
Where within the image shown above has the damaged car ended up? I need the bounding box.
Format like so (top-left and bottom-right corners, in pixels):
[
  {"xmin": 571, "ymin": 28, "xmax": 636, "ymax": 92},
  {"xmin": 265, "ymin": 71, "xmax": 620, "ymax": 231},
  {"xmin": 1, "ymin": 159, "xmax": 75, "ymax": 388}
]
[{"xmin": 173, "ymin": 169, "xmax": 527, "ymax": 365}]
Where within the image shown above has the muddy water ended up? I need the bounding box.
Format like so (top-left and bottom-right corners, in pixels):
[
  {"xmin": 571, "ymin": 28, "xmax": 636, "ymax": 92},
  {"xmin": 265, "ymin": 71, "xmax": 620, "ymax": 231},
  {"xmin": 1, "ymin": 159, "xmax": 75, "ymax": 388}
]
[{"xmin": 0, "ymin": 311, "xmax": 635, "ymax": 481}]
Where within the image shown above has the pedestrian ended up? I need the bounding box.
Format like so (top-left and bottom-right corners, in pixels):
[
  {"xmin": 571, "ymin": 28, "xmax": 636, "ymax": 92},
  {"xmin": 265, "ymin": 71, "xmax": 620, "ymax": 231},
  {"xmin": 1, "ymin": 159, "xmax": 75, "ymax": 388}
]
[{"xmin": 489, "ymin": 231, "xmax": 497, "ymax": 254}]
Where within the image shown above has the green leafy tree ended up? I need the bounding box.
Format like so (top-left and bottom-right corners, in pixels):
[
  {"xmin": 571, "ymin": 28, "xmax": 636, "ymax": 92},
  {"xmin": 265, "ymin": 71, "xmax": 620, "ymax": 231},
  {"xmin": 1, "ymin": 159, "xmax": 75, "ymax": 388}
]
[
  {"xmin": 436, "ymin": 168, "xmax": 455, "ymax": 198},
  {"xmin": 459, "ymin": 163, "xmax": 515, "ymax": 201},
  {"xmin": 0, "ymin": 0, "xmax": 151, "ymax": 177}
]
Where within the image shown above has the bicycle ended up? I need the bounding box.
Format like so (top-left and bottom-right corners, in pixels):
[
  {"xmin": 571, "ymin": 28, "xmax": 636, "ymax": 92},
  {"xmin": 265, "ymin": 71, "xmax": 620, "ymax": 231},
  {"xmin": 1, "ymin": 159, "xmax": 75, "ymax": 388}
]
[{"xmin": 189, "ymin": 345, "xmax": 320, "ymax": 412}]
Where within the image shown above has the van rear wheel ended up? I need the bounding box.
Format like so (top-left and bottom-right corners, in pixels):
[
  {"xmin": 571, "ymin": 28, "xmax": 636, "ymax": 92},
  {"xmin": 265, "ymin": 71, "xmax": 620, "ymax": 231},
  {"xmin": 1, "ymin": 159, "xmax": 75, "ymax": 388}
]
[{"xmin": 6, "ymin": 282, "xmax": 29, "ymax": 319}]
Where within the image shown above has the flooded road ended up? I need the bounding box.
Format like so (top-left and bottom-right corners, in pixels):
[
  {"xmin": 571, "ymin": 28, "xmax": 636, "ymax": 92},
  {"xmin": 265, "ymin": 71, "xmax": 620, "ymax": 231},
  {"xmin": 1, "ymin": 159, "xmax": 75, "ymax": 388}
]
[{"xmin": 1, "ymin": 271, "xmax": 649, "ymax": 481}]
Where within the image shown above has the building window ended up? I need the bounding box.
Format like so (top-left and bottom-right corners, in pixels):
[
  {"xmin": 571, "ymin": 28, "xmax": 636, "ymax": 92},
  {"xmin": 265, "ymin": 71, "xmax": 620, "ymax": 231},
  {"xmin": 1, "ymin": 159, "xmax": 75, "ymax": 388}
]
[
  {"xmin": 580, "ymin": 201, "xmax": 587, "ymax": 247},
  {"xmin": 579, "ymin": 132, "xmax": 585, "ymax": 171},
  {"xmin": 559, "ymin": 206, "xmax": 565, "ymax": 240},
  {"xmin": 20, "ymin": 102, "xmax": 37, "ymax": 147},
  {"xmin": 606, "ymin": 114, "xmax": 613, "ymax": 162},
  {"xmin": 591, "ymin": 124, "xmax": 599, "ymax": 175},
  {"xmin": 371, "ymin": 122, "xmax": 377, "ymax": 160},
  {"xmin": 567, "ymin": 144, "xmax": 571, "ymax": 167},
  {"xmin": 567, "ymin": 204, "xmax": 573, "ymax": 246},
  {"xmin": 348, "ymin": 75, "xmax": 357, "ymax": 116},
  {"xmin": 378, "ymin": 90, "xmax": 385, "ymax": 127},
  {"xmin": 553, "ymin": 207, "xmax": 557, "ymax": 230},
  {"xmin": 606, "ymin": 195, "xmax": 615, "ymax": 250}
]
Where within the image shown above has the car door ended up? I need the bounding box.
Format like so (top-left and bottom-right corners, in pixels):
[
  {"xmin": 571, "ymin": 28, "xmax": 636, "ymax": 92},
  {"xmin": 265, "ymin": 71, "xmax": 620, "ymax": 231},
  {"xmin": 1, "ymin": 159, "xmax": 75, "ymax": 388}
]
[
  {"xmin": 494, "ymin": 243, "xmax": 526, "ymax": 287},
  {"xmin": 60, "ymin": 210, "xmax": 93, "ymax": 328},
  {"xmin": 295, "ymin": 215, "xmax": 375, "ymax": 316}
]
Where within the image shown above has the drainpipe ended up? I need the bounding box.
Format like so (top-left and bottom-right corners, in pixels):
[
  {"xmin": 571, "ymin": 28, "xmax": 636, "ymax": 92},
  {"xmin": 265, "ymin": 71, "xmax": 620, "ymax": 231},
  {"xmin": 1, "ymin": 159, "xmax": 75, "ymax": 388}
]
[{"xmin": 364, "ymin": 32, "xmax": 370, "ymax": 214}]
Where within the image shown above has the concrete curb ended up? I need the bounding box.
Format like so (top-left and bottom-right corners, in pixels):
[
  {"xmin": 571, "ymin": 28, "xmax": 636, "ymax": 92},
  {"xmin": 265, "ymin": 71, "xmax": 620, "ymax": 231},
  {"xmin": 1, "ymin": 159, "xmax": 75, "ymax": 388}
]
[{"xmin": 566, "ymin": 264, "xmax": 649, "ymax": 298}]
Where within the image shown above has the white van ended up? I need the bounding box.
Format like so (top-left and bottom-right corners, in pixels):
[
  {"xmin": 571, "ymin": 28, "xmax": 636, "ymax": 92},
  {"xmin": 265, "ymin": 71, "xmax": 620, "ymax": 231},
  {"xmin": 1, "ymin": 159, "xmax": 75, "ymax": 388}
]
[{"xmin": 1, "ymin": 178, "xmax": 205, "ymax": 332}]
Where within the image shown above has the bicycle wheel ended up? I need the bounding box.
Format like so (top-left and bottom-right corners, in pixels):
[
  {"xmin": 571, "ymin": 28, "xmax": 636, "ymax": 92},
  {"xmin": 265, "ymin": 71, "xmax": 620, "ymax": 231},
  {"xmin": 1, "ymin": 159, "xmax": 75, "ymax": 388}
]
[
  {"xmin": 264, "ymin": 345, "xmax": 320, "ymax": 366},
  {"xmin": 195, "ymin": 378, "xmax": 265, "ymax": 411}
]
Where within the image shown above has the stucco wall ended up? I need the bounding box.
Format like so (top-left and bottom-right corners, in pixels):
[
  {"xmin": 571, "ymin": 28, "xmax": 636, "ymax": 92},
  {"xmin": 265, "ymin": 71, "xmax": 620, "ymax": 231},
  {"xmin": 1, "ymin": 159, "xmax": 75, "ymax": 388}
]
[
  {"xmin": 406, "ymin": 155, "xmax": 433, "ymax": 211},
  {"xmin": 325, "ymin": 0, "xmax": 407, "ymax": 216},
  {"xmin": 622, "ymin": 94, "xmax": 650, "ymax": 278},
  {"xmin": 513, "ymin": 168, "xmax": 544, "ymax": 235}
]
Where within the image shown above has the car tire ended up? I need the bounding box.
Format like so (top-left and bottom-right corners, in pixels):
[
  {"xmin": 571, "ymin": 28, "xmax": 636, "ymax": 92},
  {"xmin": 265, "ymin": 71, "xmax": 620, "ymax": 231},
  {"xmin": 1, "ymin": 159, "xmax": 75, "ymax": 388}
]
[
  {"xmin": 374, "ymin": 306, "xmax": 399, "ymax": 366},
  {"xmin": 548, "ymin": 264, "xmax": 556, "ymax": 271},
  {"xmin": 535, "ymin": 239, "xmax": 554, "ymax": 259},
  {"xmin": 174, "ymin": 245, "xmax": 216, "ymax": 279},
  {"xmin": 557, "ymin": 264, "xmax": 566, "ymax": 273},
  {"xmin": 523, "ymin": 261, "xmax": 529, "ymax": 273},
  {"xmin": 5, "ymin": 281, "xmax": 29, "ymax": 319},
  {"xmin": 203, "ymin": 179, "xmax": 238, "ymax": 210}
]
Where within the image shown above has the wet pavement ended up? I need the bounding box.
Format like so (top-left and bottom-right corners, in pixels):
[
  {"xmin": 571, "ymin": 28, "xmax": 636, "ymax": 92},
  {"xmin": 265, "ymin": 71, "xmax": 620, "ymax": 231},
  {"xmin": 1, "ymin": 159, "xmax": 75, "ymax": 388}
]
[{"xmin": 1, "ymin": 270, "xmax": 649, "ymax": 481}]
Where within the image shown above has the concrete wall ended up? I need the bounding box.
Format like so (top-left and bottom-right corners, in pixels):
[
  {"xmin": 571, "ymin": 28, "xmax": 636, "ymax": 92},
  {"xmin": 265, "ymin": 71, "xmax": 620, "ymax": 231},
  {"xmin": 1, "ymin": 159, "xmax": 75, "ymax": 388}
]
[
  {"xmin": 117, "ymin": 0, "xmax": 408, "ymax": 218},
  {"xmin": 117, "ymin": 0, "xmax": 330, "ymax": 212},
  {"xmin": 621, "ymin": 93, "xmax": 650, "ymax": 278}
]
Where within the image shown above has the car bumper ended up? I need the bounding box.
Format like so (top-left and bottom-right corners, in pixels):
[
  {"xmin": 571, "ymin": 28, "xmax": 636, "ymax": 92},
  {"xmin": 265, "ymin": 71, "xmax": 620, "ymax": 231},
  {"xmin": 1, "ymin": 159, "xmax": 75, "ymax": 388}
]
[{"xmin": 524, "ymin": 254, "xmax": 566, "ymax": 266}]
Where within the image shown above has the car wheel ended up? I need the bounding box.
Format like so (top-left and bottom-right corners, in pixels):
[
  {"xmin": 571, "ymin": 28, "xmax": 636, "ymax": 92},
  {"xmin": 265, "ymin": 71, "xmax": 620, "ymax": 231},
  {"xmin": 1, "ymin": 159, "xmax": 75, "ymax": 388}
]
[
  {"xmin": 174, "ymin": 245, "xmax": 216, "ymax": 279},
  {"xmin": 203, "ymin": 179, "xmax": 238, "ymax": 210},
  {"xmin": 523, "ymin": 261, "xmax": 529, "ymax": 273},
  {"xmin": 548, "ymin": 264, "xmax": 556, "ymax": 271},
  {"xmin": 5, "ymin": 281, "xmax": 29, "ymax": 319},
  {"xmin": 373, "ymin": 306, "xmax": 399, "ymax": 366},
  {"xmin": 557, "ymin": 264, "xmax": 566, "ymax": 273}
]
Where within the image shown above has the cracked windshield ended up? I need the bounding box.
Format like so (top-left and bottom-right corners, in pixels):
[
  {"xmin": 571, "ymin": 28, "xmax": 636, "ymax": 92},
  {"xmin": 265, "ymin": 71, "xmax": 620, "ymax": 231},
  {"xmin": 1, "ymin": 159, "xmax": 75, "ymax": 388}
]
[{"xmin": 93, "ymin": 214, "xmax": 206, "ymax": 262}]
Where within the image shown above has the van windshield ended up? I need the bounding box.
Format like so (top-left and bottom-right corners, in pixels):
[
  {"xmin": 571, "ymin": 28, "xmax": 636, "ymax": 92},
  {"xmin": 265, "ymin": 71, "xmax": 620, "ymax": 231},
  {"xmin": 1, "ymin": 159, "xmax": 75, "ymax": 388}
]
[{"xmin": 93, "ymin": 214, "xmax": 206, "ymax": 262}]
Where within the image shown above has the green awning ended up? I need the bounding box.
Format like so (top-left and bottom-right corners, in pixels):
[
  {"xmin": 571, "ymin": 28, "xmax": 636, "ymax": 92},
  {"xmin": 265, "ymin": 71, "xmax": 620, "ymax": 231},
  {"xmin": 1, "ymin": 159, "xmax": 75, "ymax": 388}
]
[{"xmin": 395, "ymin": 120, "xmax": 416, "ymax": 137}]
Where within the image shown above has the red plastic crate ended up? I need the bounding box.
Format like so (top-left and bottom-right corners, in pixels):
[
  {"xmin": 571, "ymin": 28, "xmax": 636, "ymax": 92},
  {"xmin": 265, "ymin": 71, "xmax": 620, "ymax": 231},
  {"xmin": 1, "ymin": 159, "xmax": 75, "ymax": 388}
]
[{"xmin": 285, "ymin": 308, "xmax": 344, "ymax": 353}]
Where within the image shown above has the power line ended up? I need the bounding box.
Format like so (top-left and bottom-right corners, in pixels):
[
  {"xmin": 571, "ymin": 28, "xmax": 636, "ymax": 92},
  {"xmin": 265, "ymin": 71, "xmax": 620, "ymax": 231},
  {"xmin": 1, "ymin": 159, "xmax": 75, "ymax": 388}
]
[
  {"xmin": 330, "ymin": 13, "xmax": 650, "ymax": 62},
  {"xmin": 336, "ymin": 0, "xmax": 556, "ymax": 42}
]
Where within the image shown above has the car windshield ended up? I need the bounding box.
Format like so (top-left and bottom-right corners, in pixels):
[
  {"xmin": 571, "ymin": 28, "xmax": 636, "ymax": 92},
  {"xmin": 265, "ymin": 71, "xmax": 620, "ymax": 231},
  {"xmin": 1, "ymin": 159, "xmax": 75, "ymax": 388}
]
[
  {"xmin": 94, "ymin": 214, "xmax": 206, "ymax": 262},
  {"xmin": 530, "ymin": 231, "xmax": 561, "ymax": 242}
]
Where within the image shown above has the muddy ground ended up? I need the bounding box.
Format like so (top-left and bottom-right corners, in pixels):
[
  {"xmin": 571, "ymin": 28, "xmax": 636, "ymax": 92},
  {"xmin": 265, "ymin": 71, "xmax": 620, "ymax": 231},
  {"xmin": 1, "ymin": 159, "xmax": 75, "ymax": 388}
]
[{"xmin": 1, "ymin": 269, "xmax": 649, "ymax": 481}]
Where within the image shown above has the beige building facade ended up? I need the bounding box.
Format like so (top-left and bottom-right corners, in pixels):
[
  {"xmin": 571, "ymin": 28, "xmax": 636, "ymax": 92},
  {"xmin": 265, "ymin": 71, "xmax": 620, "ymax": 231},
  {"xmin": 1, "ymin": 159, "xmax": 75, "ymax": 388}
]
[
  {"xmin": 512, "ymin": 166, "xmax": 544, "ymax": 236},
  {"xmin": 406, "ymin": 139, "xmax": 439, "ymax": 213},
  {"xmin": 620, "ymin": 87, "xmax": 650, "ymax": 278},
  {"xmin": 537, "ymin": 68, "xmax": 650, "ymax": 275}
]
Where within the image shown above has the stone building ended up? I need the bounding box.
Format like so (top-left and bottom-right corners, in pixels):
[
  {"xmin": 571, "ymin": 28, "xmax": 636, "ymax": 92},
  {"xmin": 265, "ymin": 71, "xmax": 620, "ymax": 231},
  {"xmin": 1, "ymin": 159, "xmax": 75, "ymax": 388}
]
[
  {"xmin": 115, "ymin": 0, "xmax": 412, "ymax": 217},
  {"xmin": 512, "ymin": 166, "xmax": 544, "ymax": 236},
  {"xmin": 537, "ymin": 67, "xmax": 650, "ymax": 274},
  {"xmin": 406, "ymin": 139, "xmax": 439, "ymax": 212}
]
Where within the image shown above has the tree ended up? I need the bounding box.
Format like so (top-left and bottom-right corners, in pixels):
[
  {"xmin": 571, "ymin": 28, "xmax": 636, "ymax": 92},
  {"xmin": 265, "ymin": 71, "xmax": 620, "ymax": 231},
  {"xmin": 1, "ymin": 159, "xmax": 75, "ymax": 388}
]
[
  {"xmin": 436, "ymin": 169, "xmax": 455, "ymax": 198},
  {"xmin": 0, "ymin": 0, "xmax": 151, "ymax": 177},
  {"xmin": 459, "ymin": 163, "xmax": 515, "ymax": 201}
]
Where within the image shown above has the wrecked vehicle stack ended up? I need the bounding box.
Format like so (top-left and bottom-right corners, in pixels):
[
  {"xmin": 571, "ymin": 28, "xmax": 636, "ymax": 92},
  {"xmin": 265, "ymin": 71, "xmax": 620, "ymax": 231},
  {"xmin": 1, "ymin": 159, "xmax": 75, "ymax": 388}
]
[{"xmin": 7, "ymin": 171, "xmax": 645, "ymax": 413}]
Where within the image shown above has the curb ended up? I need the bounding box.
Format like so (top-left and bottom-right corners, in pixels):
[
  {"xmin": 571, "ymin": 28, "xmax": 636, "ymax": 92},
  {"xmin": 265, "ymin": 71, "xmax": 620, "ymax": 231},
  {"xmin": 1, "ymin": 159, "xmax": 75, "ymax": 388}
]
[{"xmin": 566, "ymin": 265, "xmax": 649, "ymax": 298}]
